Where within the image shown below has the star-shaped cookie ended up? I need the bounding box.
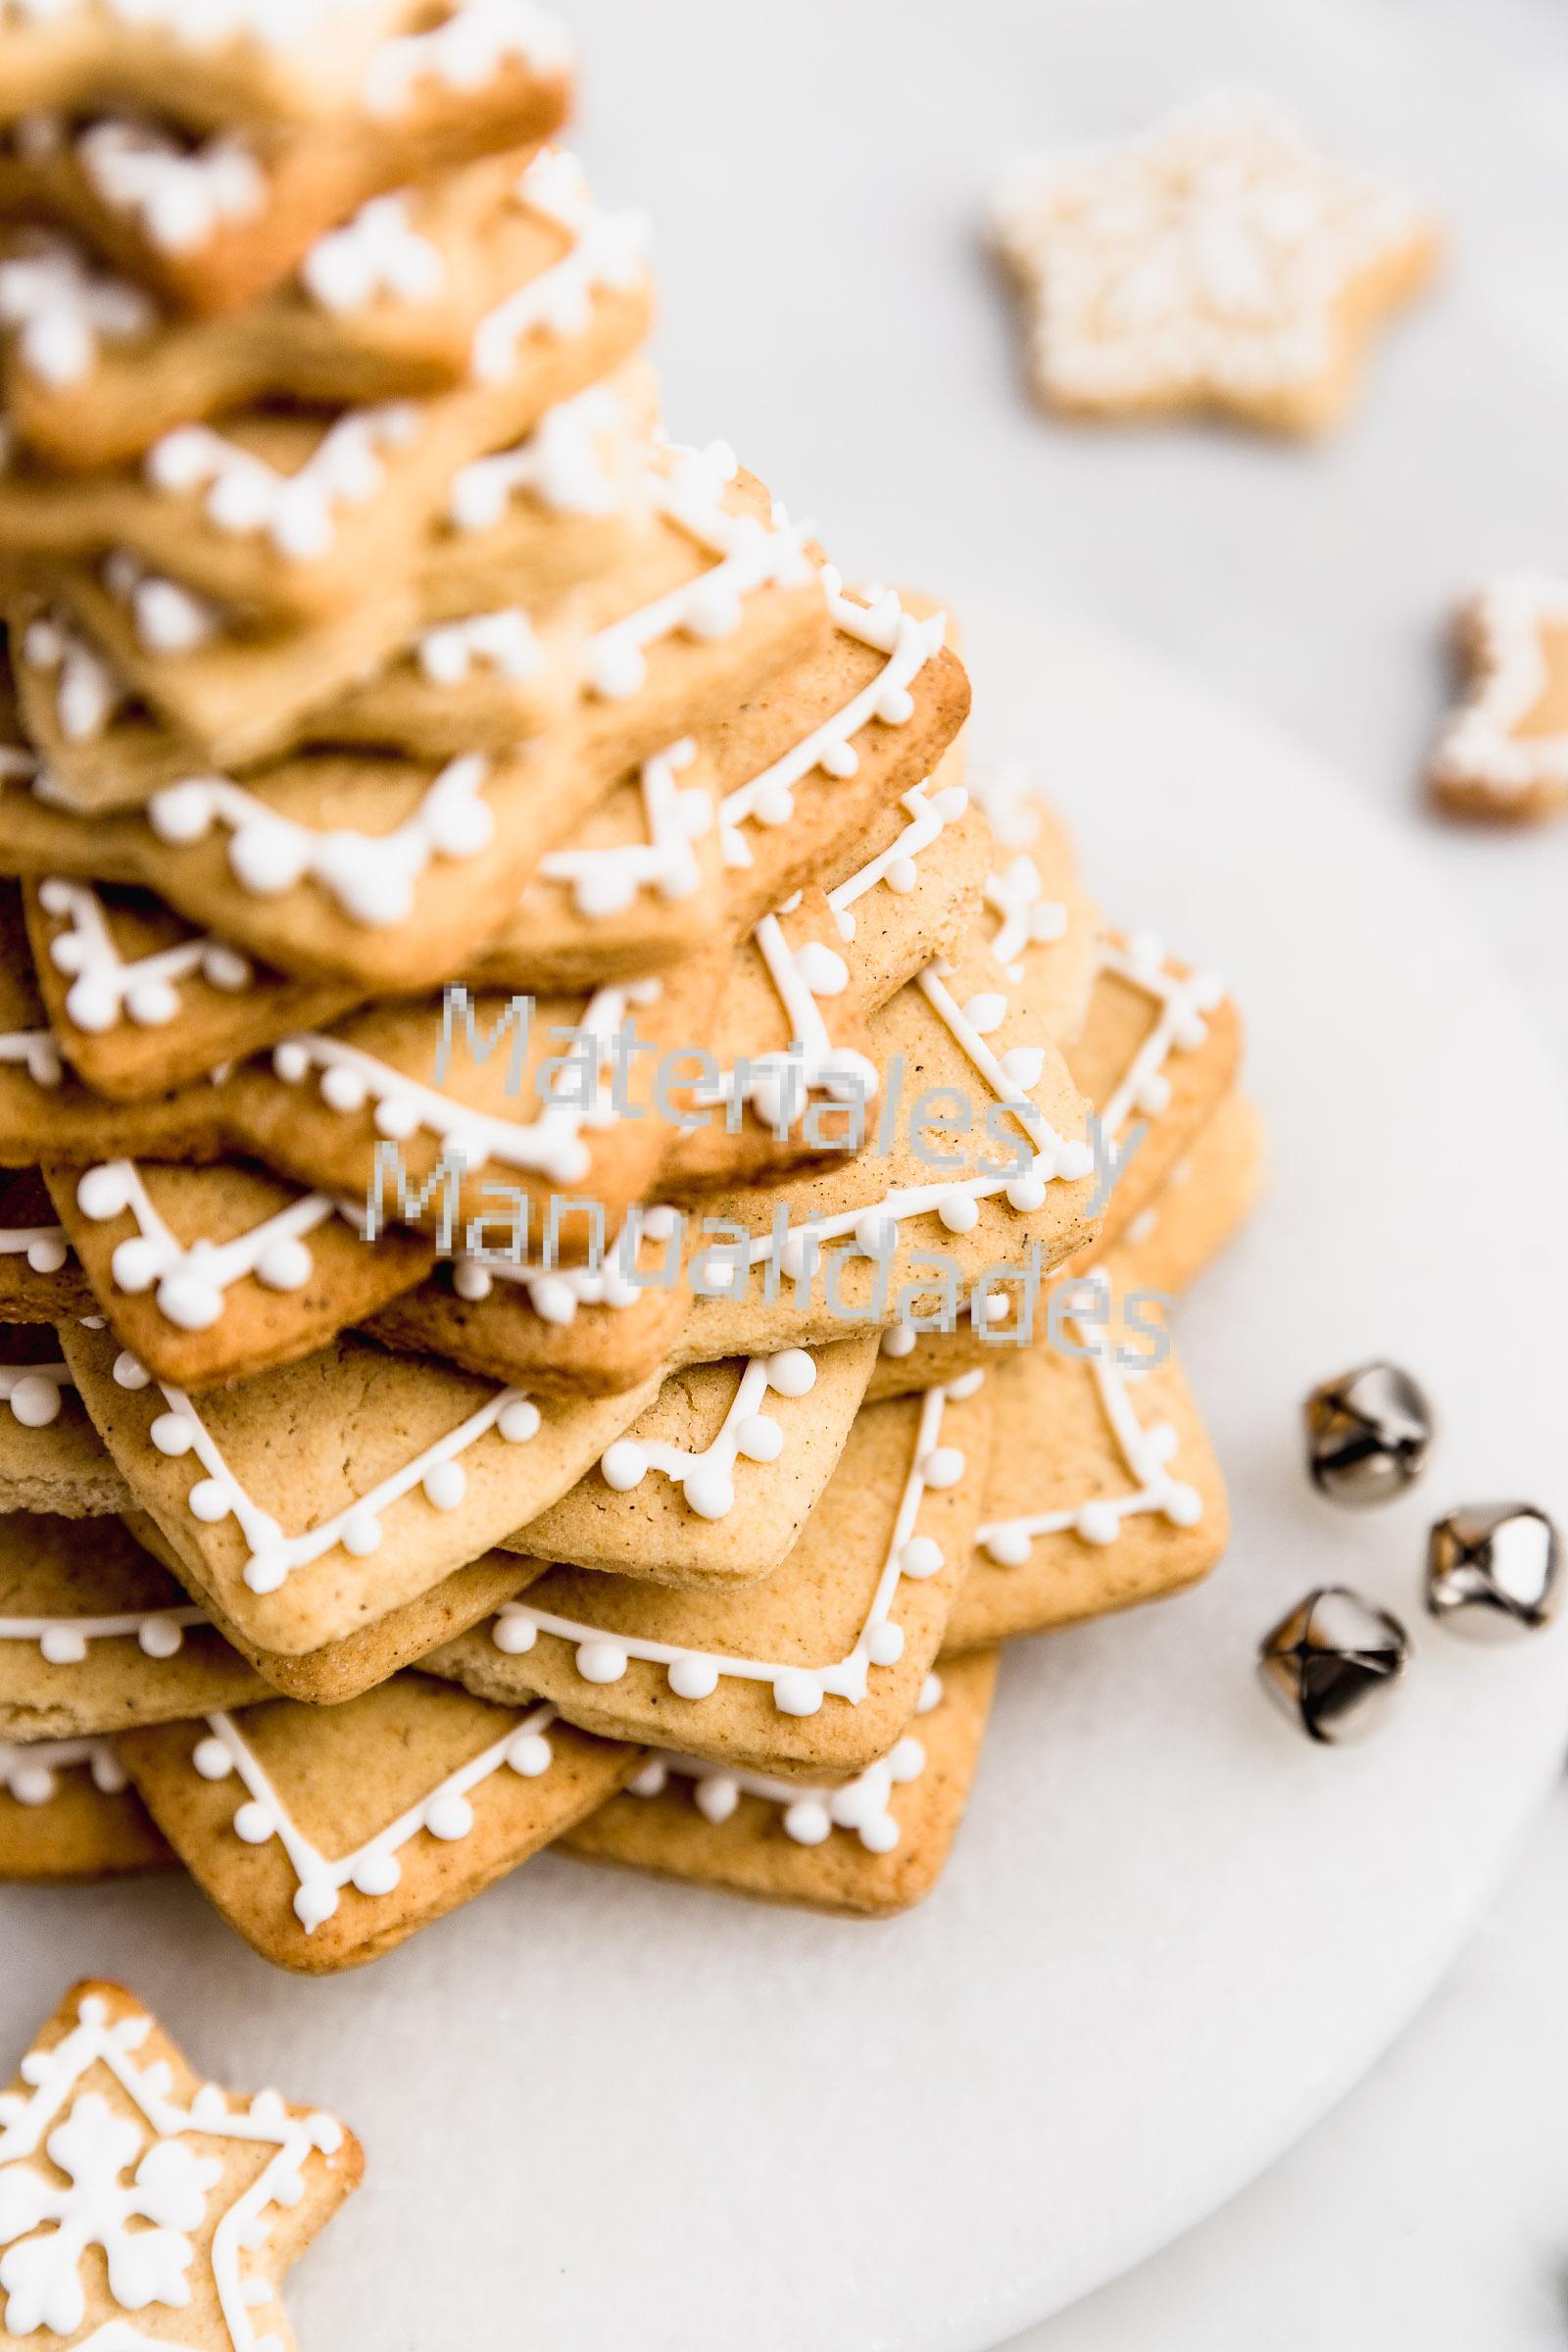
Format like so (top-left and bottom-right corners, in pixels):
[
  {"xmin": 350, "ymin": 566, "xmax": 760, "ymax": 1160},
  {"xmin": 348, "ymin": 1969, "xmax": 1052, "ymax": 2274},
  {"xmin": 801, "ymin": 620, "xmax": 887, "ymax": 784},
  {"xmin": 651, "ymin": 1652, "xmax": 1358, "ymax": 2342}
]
[{"xmin": 991, "ymin": 94, "xmax": 1439, "ymax": 433}]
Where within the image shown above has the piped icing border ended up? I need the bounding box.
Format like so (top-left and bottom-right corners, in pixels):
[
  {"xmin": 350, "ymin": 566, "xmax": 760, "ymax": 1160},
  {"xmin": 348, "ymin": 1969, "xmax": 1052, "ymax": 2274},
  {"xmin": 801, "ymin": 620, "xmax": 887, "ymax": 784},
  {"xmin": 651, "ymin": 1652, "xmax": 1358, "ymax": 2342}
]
[
  {"xmin": 74, "ymin": 1161, "xmax": 348, "ymax": 1334},
  {"xmin": 488, "ymin": 1373, "xmax": 982, "ymax": 1717},
  {"xmin": 975, "ymin": 1272, "xmax": 1204, "ymax": 1559},
  {"xmin": 0, "ymin": 1735, "xmax": 125, "ymax": 1805},
  {"xmin": 0, "ymin": 1987, "xmax": 344, "ymax": 2352},
  {"xmin": 534, "ymin": 737, "xmax": 710, "ymax": 918},
  {"xmin": 0, "ymin": 1598, "xmax": 207, "ymax": 1666},
  {"xmin": 188, "ymin": 1700, "xmax": 558, "ymax": 1933},
  {"xmin": 626, "ymin": 1671, "xmax": 944, "ymax": 1852}
]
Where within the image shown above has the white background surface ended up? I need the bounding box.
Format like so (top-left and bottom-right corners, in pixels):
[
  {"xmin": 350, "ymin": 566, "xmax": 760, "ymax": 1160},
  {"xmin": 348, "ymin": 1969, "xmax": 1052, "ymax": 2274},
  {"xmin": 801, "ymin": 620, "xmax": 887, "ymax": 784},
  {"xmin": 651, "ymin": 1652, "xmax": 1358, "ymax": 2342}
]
[{"xmin": 563, "ymin": 2, "xmax": 1568, "ymax": 2344}]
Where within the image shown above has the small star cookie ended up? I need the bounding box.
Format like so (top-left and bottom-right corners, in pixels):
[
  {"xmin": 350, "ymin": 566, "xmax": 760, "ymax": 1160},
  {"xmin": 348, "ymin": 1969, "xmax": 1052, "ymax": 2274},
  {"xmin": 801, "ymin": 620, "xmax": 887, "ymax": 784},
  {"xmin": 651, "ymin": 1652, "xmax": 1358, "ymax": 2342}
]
[
  {"xmin": 0, "ymin": 1979, "xmax": 360, "ymax": 2344},
  {"xmin": 991, "ymin": 95, "xmax": 1440, "ymax": 434},
  {"xmin": 1429, "ymin": 575, "xmax": 1568, "ymax": 820}
]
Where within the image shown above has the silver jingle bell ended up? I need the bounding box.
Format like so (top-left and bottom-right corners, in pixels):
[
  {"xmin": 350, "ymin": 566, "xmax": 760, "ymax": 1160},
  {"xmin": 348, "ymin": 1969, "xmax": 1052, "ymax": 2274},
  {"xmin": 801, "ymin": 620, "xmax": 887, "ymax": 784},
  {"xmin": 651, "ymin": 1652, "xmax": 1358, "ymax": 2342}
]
[
  {"xmin": 1303, "ymin": 1361, "xmax": 1434, "ymax": 1508},
  {"xmin": 1426, "ymin": 1502, "xmax": 1561, "ymax": 1641},
  {"xmin": 1258, "ymin": 1585, "xmax": 1409, "ymax": 1744}
]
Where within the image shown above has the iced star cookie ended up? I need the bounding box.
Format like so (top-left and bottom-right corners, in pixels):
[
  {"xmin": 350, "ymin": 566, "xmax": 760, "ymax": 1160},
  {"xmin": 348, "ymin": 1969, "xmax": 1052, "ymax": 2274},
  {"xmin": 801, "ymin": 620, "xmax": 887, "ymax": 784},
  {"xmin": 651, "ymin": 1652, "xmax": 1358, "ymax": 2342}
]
[
  {"xmin": 0, "ymin": 1743, "xmax": 172, "ymax": 1878},
  {"xmin": 122, "ymin": 1673, "xmax": 638, "ymax": 1972},
  {"xmin": 944, "ymin": 1275, "xmax": 1227, "ymax": 1652},
  {"xmin": 59, "ymin": 1317, "xmax": 662, "ymax": 1659},
  {"xmin": 0, "ymin": 147, "xmax": 634, "ymax": 471},
  {"xmin": 991, "ymin": 95, "xmax": 1440, "ymax": 434},
  {"xmin": 1428, "ymin": 575, "xmax": 1568, "ymax": 821},
  {"xmin": 0, "ymin": 1509, "xmax": 267, "ymax": 1740},
  {"xmin": 433, "ymin": 1372, "xmax": 993, "ymax": 1780},
  {"xmin": 504, "ymin": 1337, "xmax": 880, "ymax": 1587},
  {"xmin": 0, "ymin": 1981, "xmax": 360, "ymax": 2343},
  {"xmin": 0, "ymin": 1323, "xmax": 129, "ymax": 1515},
  {"xmin": 564, "ymin": 1650, "xmax": 998, "ymax": 1918},
  {"xmin": 0, "ymin": 3, "xmax": 575, "ymax": 314}
]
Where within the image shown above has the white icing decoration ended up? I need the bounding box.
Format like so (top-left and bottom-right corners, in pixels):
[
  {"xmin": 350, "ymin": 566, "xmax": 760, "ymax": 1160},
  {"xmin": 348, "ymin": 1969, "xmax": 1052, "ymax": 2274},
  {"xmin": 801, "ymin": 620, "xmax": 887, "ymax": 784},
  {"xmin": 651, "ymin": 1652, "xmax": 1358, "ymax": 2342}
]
[
  {"xmin": 299, "ymin": 192, "xmax": 443, "ymax": 316},
  {"xmin": 452, "ymin": 1202, "xmax": 677, "ymax": 1324},
  {"xmin": 0, "ymin": 231, "xmax": 154, "ymax": 384},
  {"xmin": 535, "ymin": 738, "xmax": 710, "ymax": 917},
  {"xmin": 146, "ymin": 750, "xmax": 495, "ymax": 927},
  {"xmin": 446, "ymin": 381, "xmax": 631, "ymax": 526},
  {"xmin": 22, "ymin": 611, "xmax": 127, "ymax": 743},
  {"xmin": 416, "ymin": 607, "xmax": 543, "ymax": 686},
  {"xmin": 364, "ymin": 0, "xmax": 573, "ymax": 117},
  {"xmin": 690, "ymin": 910, "xmax": 877, "ymax": 1134},
  {"xmin": 40, "ymin": 877, "xmax": 254, "ymax": 1035},
  {"xmin": 984, "ymin": 853, "xmax": 1070, "ymax": 982},
  {"xmin": 100, "ymin": 548, "xmax": 220, "ymax": 655},
  {"xmin": 270, "ymin": 976, "xmax": 662, "ymax": 1186},
  {"xmin": 145, "ymin": 404, "xmax": 420, "ymax": 564},
  {"xmin": 121, "ymin": 1354, "xmax": 543, "ymax": 1595},
  {"xmin": 976, "ymin": 1272, "xmax": 1204, "ymax": 1559},
  {"xmin": 493, "ymin": 1378, "xmax": 978, "ymax": 1714},
  {"xmin": 77, "ymin": 120, "xmax": 266, "ymax": 257},
  {"xmin": 719, "ymin": 571, "xmax": 948, "ymax": 865},
  {"xmin": 75, "ymin": 1160, "xmax": 343, "ymax": 1334},
  {"xmin": 966, "ymin": 760, "xmax": 1048, "ymax": 851},
  {"xmin": 990, "ymin": 94, "xmax": 1434, "ymax": 405},
  {"xmin": 0, "ymin": 1599, "xmax": 206, "ymax": 1664},
  {"xmin": 629, "ymin": 1725, "xmax": 931, "ymax": 1854},
  {"xmin": 596, "ymin": 1348, "xmax": 817, "ymax": 1523},
  {"xmin": 0, "ymin": 1988, "xmax": 342, "ymax": 2350},
  {"xmin": 582, "ymin": 441, "xmax": 815, "ymax": 702},
  {"xmin": 468, "ymin": 151, "xmax": 650, "ymax": 383},
  {"xmin": 190, "ymin": 1700, "xmax": 557, "ymax": 1932},
  {"xmin": 1431, "ymin": 575, "xmax": 1568, "ymax": 798},
  {"xmin": 0, "ymin": 1358, "xmax": 71, "ymax": 1426},
  {"xmin": 0, "ymin": 1736, "xmax": 125, "ymax": 1808},
  {"xmin": 0, "ymin": 1222, "xmax": 71, "ymax": 1274},
  {"xmin": 1095, "ymin": 935, "xmax": 1226, "ymax": 1140},
  {"xmin": 0, "ymin": 1028, "xmax": 63, "ymax": 1087},
  {"xmin": 825, "ymin": 775, "xmax": 971, "ymax": 939}
]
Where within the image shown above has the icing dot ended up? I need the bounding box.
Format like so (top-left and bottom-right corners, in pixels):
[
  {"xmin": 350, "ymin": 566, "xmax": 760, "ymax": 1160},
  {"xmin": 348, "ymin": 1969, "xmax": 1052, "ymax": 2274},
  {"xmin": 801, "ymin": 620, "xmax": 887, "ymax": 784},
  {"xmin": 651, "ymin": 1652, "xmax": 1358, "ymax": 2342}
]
[
  {"xmin": 125, "ymin": 976, "xmax": 180, "ymax": 1027},
  {"xmin": 772, "ymin": 1669, "xmax": 823, "ymax": 1717},
  {"xmin": 695, "ymin": 1775, "xmax": 740, "ymax": 1824},
  {"xmin": 881, "ymin": 1324, "xmax": 916, "ymax": 1358},
  {"xmin": 506, "ymin": 1732, "xmax": 553, "ymax": 1778},
  {"xmin": 76, "ymin": 1163, "xmax": 132, "ymax": 1221},
  {"xmin": 25, "ymin": 1238, "xmax": 68, "ymax": 1273},
  {"xmin": 156, "ymin": 1273, "xmax": 225, "ymax": 1331},
  {"xmin": 148, "ymin": 780, "xmax": 215, "ymax": 844},
  {"xmin": 819, "ymin": 737, "xmax": 859, "ymax": 778},
  {"xmin": 963, "ymin": 991, "xmax": 1008, "ymax": 1034},
  {"xmin": 937, "ymin": 1191, "xmax": 980, "ymax": 1235},
  {"xmin": 424, "ymin": 1792, "xmax": 474, "ymax": 1841},
  {"xmin": 422, "ymin": 1461, "xmax": 467, "ymax": 1511},
  {"xmin": 233, "ymin": 1800, "xmax": 272, "ymax": 1844},
  {"xmin": 600, "ymin": 1440, "xmax": 648, "ymax": 1492},
  {"xmin": 453, "ymin": 1261, "xmax": 492, "ymax": 1302},
  {"xmin": 1056, "ymin": 1140, "xmax": 1095, "ymax": 1181},
  {"xmin": 138, "ymin": 1616, "xmax": 184, "ymax": 1658},
  {"xmin": 150, "ymin": 1410, "xmax": 196, "ymax": 1455},
  {"xmin": 628, "ymin": 1761, "xmax": 667, "ymax": 1797},
  {"xmin": 667, "ymin": 1655, "xmax": 720, "ymax": 1700},
  {"xmin": 271, "ymin": 1040, "xmax": 310, "ymax": 1084},
  {"xmin": 682, "ymin": 1468, "xmax": 735, "ymax": 1520},
  {"xmin": 341, "ymin": 1510, "xmax": 383, "ymax": 1556},
  {"xmin": 203, "ymin": 944, "xmax": 252, "ymax": 991},
  {"xmin": 319, "ymin": 1064, "xmax": 368, "ymax": 1114},
  {"xmin": 1076, "ymin": 1501, "xmax": 1121, "ymax": 1546},
  {"xmin": 1004, "ymin": 1172, "xmax": 1048, "ymax": 1213},
  {"xmin": 899, "ymin": 1536, "xmax": 944, "ymax": 1580},
  {"xmin": 8, "ymin": 1373, "xmax": 61, "ymax": 1428},
  {"xmin": 64, "ymin": 978, "xmax": 119, "ymax": 1033},
  {"xmin": 766, "ymin": 1348, "xmax": 816, "ymax": 1398},
  {"xmin": 1001, "ymin": 1046, "xmax": 1047, "ymax": 1090},
  {"xmin": 854, "ymin": 1209, "xmax": 894, "ymax": 1256},
  {"xmin": 257, "ymin": 1237, "xmax": 313, "ymax": 1292},
  {"xmin": 492, "ymin": 1613, "xmax": 537, "ymax": 1655},
  {"xmin": 109, "ymin": 1235, "xmax": 161, "ymax": 1294},
  {"xmin": 193, "ymin": 1737, "xmax": 233, "ymax": 1781},
  {"xmin": 1136, "ymin": 1071, "xmax": 1172, "ymax": 1115},
  {"xmin": 12, "ymin": 1764, "xmax": 58, "ymax": 1805},
  {"xmin": 293, "ymin": 1882, "xmax": 339, "ymax": 1932},
  {"xmin": 885, "ymin": 856, "xmax": 918, "ymax": 893},
  {"xmin": 866, "ymin": 1620, "xmax": 906, "ymax": 1667},
  {"xmin": 918, "ymin": 1673, "xmax": 944, "ymax": 1714},
  {"xmin": 920, "ymin": 1446, "xmax": 965, "ymax": 1491},
  {"xmin": 351, "ymin": 1852, "xmax": 401, "ymax": 1896},
  {"xmin": 982, "ymin": 1525, "xmax": 1032, "ymax": 1568},
  {"xmin": 875, "ymin": 682, "xmax": 915, "ymax": 725},
  {"xmin": 751, "ymin": 779, "xmax": 794, "ymax": 826},
  {"xmin": 888, "ymin": 1734, "xmax": 926, "ymax": 1782},
  {"xmin": 782, "ymin": 1797, "xmax": 832, "ymax": 1846},
  {"xmin": 188, "ymin": 1478, "xmax": 233, "ymax": 1523},
  {"xmin": 39, "ymin": 1625, "xmax": 88, "ymax": 1665},
  {"xmin": 229, "ymin": 820, "xmax": 309, "ymax": 897},
  {"xmin": 113, "ymin": 1351, "xmax": 151, "ymax": 1390},
  {"xmin": 498, "ymin": 1398, "xmax": 541, "ymax": 1444},
  {"xmin": 1162, "ymin": 1482, "xmax": 1204, "ymax": 1527},
  {"xmin": 858, "ymin": 1814, "xmax": 901, "ymax": 1855},
  {"xmin": 735, "ymin": 1413, "xmax": 783, "ymax": 1463},
  {"xmin": 576, "ymin": 1639, "xmax": 629, "ymax": 1684},
  {"xmin": 795, "ymin": 942, "xmax": 849, "ymax": 997}
]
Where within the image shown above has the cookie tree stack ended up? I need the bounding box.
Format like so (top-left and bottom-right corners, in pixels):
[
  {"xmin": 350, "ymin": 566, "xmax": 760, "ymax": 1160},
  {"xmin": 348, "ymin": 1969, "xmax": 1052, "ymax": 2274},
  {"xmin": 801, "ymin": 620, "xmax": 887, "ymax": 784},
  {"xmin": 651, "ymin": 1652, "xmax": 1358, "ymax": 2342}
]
[{"xmin": 0, "ymin": 5, "xmax": 1257, "ymax": 1971}]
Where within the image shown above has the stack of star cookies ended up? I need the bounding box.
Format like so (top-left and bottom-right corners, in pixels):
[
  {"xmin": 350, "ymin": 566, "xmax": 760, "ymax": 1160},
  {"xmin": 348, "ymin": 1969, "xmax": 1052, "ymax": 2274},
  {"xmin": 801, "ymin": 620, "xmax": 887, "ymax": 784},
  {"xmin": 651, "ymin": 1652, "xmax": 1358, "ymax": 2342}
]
[{"xmin": 0, "ymin": 4, "xmax": 1259, "ymax": 1974}]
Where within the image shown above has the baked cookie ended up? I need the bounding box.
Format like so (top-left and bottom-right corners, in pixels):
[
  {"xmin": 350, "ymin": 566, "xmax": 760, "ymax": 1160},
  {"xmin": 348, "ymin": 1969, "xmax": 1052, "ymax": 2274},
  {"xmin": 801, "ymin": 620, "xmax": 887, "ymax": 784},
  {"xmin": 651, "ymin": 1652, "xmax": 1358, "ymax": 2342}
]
[
  {"xmin": 564, "ymin": 1649, "xmax": 999, "ymax": 1917},
  {"xmin": 0, "ymin": 1321, "xmax": 128, "ymax": 1515},
  {"xmin": 0, "ymin": 1739, "xmax": 172, "ymax": 1877},
  {"xmin": 0, "ymin": 1981, "xmax": 360, "ymax": 2347},
  {"xmin": 992, "ymin": 94, "xmax": 1439, "ymax": 434},
  {"xmin": 1429, "ymin": 575, "xmax": 1568, "ymax": 821},
  {"xmin": 122, "ymin": 1673, "xmax": 638, "ymax": 1972}
]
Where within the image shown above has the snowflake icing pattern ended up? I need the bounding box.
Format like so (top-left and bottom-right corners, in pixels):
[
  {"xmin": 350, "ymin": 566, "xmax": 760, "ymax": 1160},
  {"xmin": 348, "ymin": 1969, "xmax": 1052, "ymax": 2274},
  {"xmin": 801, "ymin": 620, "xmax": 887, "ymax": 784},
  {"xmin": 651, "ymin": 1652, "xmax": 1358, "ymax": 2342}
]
[{"xmin": 0, "ymin": 2088, "xmax": 220, "ymax": 2335}]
